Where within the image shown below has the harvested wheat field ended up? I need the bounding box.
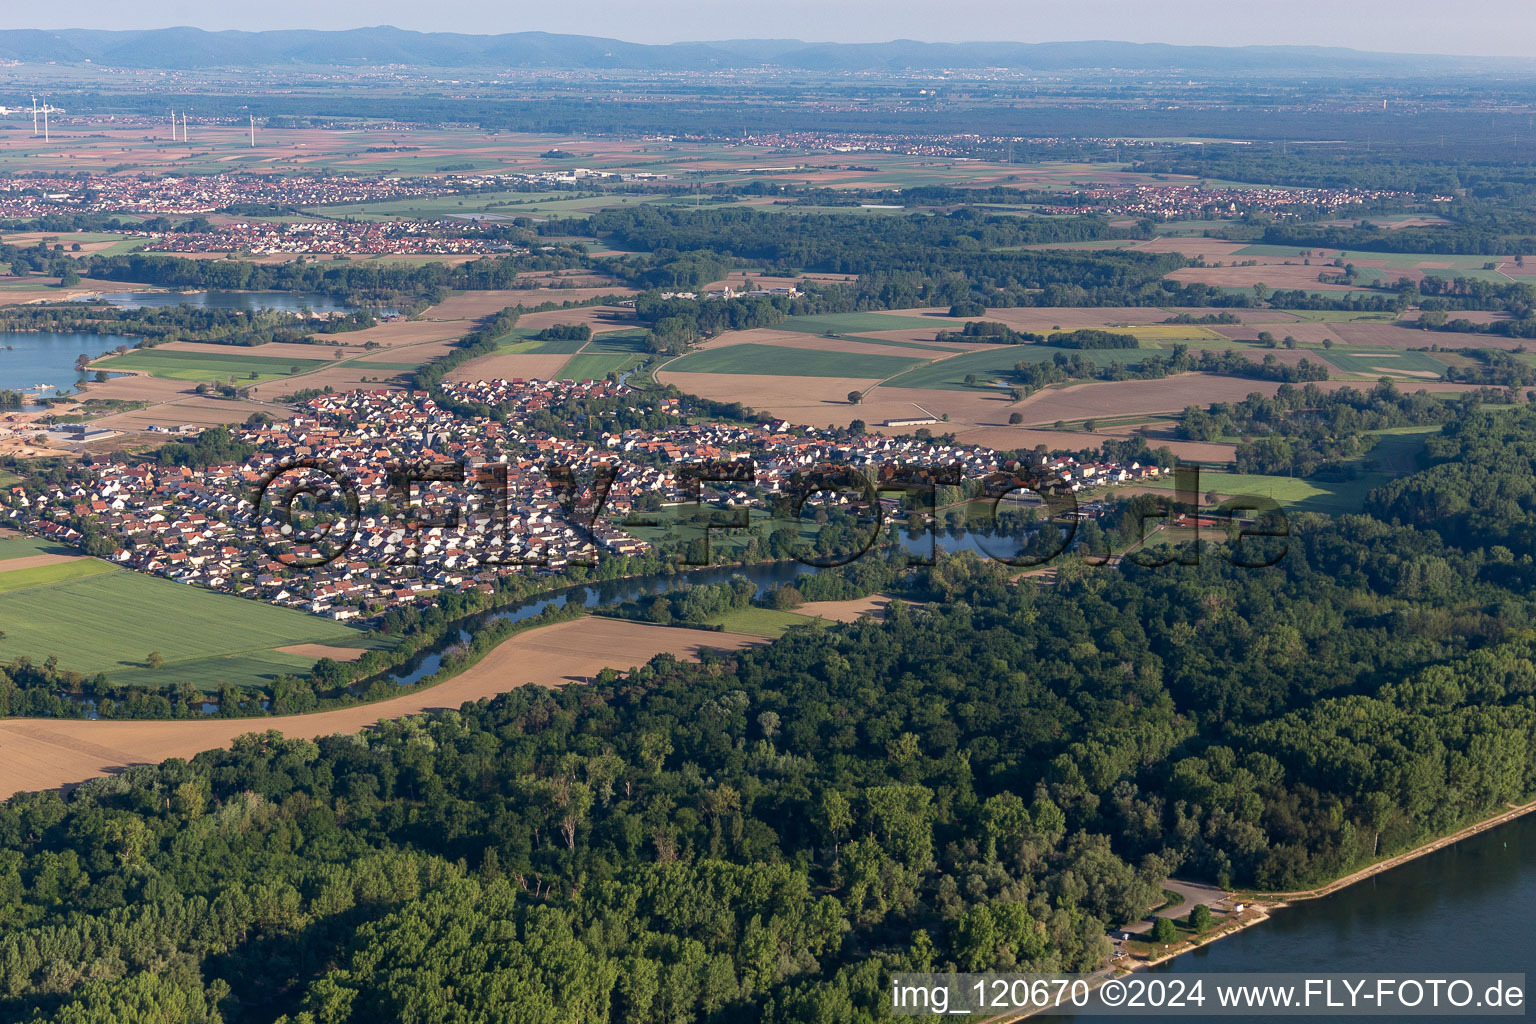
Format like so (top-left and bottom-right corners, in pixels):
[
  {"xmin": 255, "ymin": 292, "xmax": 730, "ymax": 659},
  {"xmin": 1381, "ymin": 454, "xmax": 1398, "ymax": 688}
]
[
  {"xmin": 797, "ymin": 595, "xmax": 892, "ymax": 622},
  {"xmin": 330, "ymin": 319, "xmax": 469, "ymax": 349},
  {"xmin": 977, "ymin": 307, "xmax": 1180, "ymax": 331},
  {"xmin": 1014, "ymin": 374, "xmax": 1483, "ymax": 426},
  {"xmin": 1164, "ymin": 264, "xmax": 1361, "ymax": 291},
  {"xmin": 423, "ymin": 287, "xmax": 638, "ymax": 320},
  {"xmin": 72, "ymin": 374, "xmax": 196, "ymax": 404},
  {"xmin": 0, "ymin": 617, "xmax": 765, "ymax": 800},
  {"xmin": 694, "ymin": 328, "xmax": 958, "ymax": 360},
  {"xmin": 1014, "ymin": 375, "xmax": 1286, "ymax": 424},
  {"xmin": 655, "ymin": 369, "xmax": 885, "ymax": 418},
  {"xmin": 1161, "ymin": 306, "xmax": 1306, "ymax": 324},
  {"xmin": 1330, "ymin": 323, "xmax": 1525, "ymax": 351},
  {"xmin": 513, "ymin": 305, "xmax": 640, "ymax": 333},
  {"xmin": 91, "ymin": 396, "xmax": 278, "ymax": 431},
  {"xmin": 449, "ymin": 352, "xmax": 575, "ymax": 381}
]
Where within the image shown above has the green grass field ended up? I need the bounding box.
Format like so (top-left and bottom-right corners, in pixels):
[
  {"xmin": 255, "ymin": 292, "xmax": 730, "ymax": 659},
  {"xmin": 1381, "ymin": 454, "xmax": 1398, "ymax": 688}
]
[
  {"xmin": 0, "ymin": 558, "xmax": 117, "ymax": 594},
  {"xmin": 559, "ymin": 352, "xmax": 645, "ymax": 380},
  {"xmin": 666, "ymin": 343, "xmax": 924, "ymax": 378},
  {"xmin": 0, "ymin": 571, "xmax": 389, "ymax": 688},
  {"xmin": 706, "ymin": 605, "xmax": 819, "ymax": 638},
  {"xmin": 0, "ymin": 535, "xmax": 74, "ymax": 562},
  {"xmin": 492, "ymin": 331, "xmax": 593, "ymax": 355},
  {"xmin": 1320, "ymin": 349, "xmax": 1449, "ymax": 376},
  {"xmin": 1143, "ymin": 427, "xmax": 1437, "ymax": 515},
  {"xmin": 776, "ymin": 312, "xmax": 963, "ymax": 334},
  {"xmin": 96, "ymin": 348, "xmax": 330, "ymax": 383},
  {"xmin": 881, "ymin": 345, "xmax": 1078, "ymax": 391}
]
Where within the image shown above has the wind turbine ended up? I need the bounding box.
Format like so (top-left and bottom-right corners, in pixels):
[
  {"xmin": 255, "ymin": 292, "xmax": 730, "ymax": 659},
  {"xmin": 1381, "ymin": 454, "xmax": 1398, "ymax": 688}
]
[{"xmin": 31, "ymin": 95, "xmax": 37, "ymax": 136}]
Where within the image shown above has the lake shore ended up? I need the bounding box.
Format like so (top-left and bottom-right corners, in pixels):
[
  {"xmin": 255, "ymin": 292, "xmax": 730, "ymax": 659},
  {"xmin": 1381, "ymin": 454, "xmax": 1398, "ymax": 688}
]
[{"xmin": 987, "ymin": 796, "xmax": 1536, "ymax": 1021}]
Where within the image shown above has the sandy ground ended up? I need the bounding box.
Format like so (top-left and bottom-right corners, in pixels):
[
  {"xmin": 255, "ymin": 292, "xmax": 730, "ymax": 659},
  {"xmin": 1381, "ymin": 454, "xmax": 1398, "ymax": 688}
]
[
  {"xmin": 0, "ymin": 617, "xmax": 766, "ymax": 800},
  {"xmin": 0, "ymin": 276, "xmax": 149, "ymax": 305}
]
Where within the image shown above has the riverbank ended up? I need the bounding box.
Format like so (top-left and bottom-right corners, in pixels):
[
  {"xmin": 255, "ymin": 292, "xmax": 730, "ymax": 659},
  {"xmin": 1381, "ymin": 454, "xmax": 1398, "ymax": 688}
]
[
  {"xmin": 1249, "ymin": 795, "xmax": 1536, "ymax": 904},
  {"xmin": 987, "ymin": 796, "xmax": 1536, "ymax": 1022}
]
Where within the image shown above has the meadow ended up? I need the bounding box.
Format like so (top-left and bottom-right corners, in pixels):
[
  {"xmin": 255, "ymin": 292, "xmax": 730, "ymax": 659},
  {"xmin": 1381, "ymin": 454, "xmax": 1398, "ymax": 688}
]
[
  {"xmin": 665, "ymin": 343, "xmax": 923, "ymax": 378},
  {"xmin": 776, "ymin": 312, "xmax": 961, "ymax": 335},
  {"xmin": 0, "ymin": 570, "xmax": 389, "ymax": 688},
  {"xmin": 881, "ymin": 345, "xmax": 1075, "ymax": 391},
  {"xmin": 1320, "ymin": 349, "xmax": 1450, "ymax": 376},
  {"xmin": 95, "ymin": 348, "xmax": 331, "ymax": 383},
  {"xmin": 0, "ymin": 558, "xmax": 117, "ymax": 594},
  {"xmin": 1141, "ymin": 427, "xmax": 1436, "ymax": 515},
  {"xmin": 704, "ymin": 605, "xmax": 820, "ymax": 638},
  {"xmin": 556, "ymin": 330, "xmax": 651, "ymax": 380},
  {"xmin": 0, "ymin": 535, "xmax": 74, "ymax": 561}
]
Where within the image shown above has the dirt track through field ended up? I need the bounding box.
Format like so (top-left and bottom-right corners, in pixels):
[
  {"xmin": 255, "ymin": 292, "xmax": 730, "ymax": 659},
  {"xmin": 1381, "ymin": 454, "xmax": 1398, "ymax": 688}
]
[{"xmin": 0, "ymin": 618, "xmax": 765, "ymax": 800}]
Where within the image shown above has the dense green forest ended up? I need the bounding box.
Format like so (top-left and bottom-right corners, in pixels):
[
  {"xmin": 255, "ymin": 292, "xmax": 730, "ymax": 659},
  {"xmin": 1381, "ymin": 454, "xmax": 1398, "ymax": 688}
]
[{"xmin": 2, "ymin": 402, "xmax": 1535, "ymax": 1021}]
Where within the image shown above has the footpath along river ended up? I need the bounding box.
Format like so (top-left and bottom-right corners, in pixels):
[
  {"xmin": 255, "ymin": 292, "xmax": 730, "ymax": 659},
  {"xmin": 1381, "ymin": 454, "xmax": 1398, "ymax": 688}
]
[{"xmin": 1043, "ymin": 811, "xmax": 1536, "ymax": 1022}]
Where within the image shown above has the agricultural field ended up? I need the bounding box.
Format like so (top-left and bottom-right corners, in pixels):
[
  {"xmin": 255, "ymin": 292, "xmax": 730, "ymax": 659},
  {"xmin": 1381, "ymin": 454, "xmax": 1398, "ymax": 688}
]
[
  {"xmin": 703, "ymin": 605, "xmax": 820, "ymax": 638},
  {"xmin": 775, "ymin": 312, "xmax": 964, "ymax": 335},
  {"xmin": 94, "ymin": 347, "xmax": 330, "ymax": 383},
  {"xmin": 881, "ymin": 346, "xmax": 1064, "ymax": 391},
  {"xmin": 0, "ymin": 557, "xmax": 117, "ymax": 594},
  {"xmin": 556, "ymin": 330, "xmax": 651, "ymax": 380},
  {"xmin": 1319, "ymin": 349, "xmax": 1450, "ymax": 377},
  {"xmin": 1281, "ymin": 310, "xmax": 1403, "ymax": 323},
  {"xmin": 1142, "ymin": 427, "xmax": 1437, "ymax": 515},
  {"xmin": 0, "ymin": 570, "xmax": 390, "ymax": 688},
  {"xmin": 665, "ymin": 342, "xmax": 924, "ymax": 378},
  {"xmin": 0, "ymin": 535, "xmax": 75, "ymax": 562}
]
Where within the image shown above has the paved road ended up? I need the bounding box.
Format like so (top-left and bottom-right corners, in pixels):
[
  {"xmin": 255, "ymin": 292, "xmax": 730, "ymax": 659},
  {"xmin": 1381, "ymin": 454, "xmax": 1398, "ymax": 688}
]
[{"xmin": 1121, "ymin": 878, "xmax": 1230, "ymax": 935}]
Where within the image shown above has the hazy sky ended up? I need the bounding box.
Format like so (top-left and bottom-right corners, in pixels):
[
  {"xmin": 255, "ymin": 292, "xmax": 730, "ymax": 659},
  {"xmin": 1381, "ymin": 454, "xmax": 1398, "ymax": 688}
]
[{"xmin": 1, "ymin": 0, "xmax": 1532, "ymax": 59}]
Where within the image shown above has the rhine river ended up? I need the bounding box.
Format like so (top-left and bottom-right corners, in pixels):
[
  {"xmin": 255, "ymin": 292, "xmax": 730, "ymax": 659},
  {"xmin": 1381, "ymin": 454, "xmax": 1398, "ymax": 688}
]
[{"xmin": 1142, "ymin": 812, "xmax": 1535, "ymax": 1006}]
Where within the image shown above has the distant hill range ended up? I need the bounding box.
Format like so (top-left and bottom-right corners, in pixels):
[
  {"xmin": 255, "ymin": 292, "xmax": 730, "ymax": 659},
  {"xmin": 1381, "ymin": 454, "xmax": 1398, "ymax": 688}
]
[{"xmin": 0, "ymin": 28, "xmax": 1529, "ymax": 74}]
